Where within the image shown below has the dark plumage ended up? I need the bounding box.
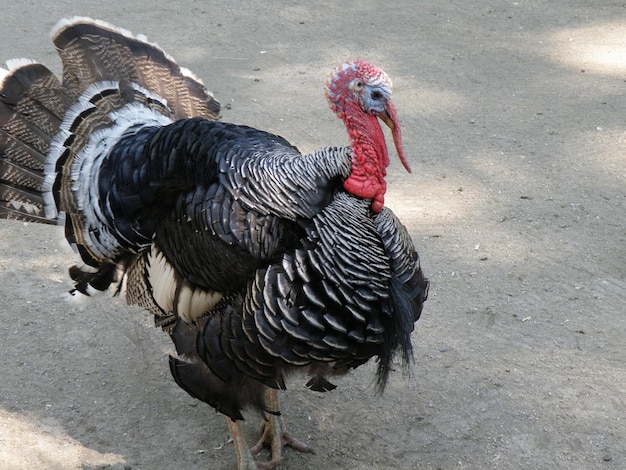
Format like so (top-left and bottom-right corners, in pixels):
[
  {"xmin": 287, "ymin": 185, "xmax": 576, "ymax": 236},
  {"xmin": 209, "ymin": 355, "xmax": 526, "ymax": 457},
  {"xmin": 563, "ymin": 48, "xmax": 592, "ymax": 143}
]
[{"xmin": 0, "ymin": 17, "xmax": 428, "ymax": 469}]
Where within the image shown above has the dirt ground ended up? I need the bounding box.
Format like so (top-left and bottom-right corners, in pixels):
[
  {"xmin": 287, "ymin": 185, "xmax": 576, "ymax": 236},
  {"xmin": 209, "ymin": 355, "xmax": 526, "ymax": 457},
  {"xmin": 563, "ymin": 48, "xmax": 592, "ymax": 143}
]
[{"xmin": 0, "ymin": 1, "xmax": 625, "ymax": 469}]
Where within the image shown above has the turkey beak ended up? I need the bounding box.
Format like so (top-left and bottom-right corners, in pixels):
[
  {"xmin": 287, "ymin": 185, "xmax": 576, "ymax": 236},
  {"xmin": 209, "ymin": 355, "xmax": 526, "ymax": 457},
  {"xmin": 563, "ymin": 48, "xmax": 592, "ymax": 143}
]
[{"xmin": 378, "ymin": 100, "xmax": 411, "ymax": 173}]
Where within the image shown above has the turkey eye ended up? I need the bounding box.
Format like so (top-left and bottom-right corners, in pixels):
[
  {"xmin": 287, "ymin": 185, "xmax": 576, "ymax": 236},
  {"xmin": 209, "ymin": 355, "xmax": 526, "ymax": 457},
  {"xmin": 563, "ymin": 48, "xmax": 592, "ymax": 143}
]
[{"xmin": 370, "ymin": 91, "xmax": 382, "ymax": 100}]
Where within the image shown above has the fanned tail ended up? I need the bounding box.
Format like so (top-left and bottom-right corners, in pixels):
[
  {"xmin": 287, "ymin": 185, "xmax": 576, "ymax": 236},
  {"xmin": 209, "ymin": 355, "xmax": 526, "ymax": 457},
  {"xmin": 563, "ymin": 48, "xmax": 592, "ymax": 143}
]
[{"xmin": 0, "ymin": 17, "xmax": 221, "ymax": 296}]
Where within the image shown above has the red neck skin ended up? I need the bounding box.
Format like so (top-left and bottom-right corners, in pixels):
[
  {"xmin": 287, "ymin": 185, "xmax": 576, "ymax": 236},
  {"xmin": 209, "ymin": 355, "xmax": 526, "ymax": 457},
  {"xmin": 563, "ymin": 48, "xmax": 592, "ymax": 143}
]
[{"xmin": 341, "ymin": 99, "xmax": 389, "ymax": 213}]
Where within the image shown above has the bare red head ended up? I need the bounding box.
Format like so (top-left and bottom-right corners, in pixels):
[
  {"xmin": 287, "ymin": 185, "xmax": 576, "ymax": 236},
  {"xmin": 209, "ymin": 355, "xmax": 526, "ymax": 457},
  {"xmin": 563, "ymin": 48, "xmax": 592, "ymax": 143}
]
[{"xmin": 325, "ymin": 60, "xmax": 410, "ymax": 212}]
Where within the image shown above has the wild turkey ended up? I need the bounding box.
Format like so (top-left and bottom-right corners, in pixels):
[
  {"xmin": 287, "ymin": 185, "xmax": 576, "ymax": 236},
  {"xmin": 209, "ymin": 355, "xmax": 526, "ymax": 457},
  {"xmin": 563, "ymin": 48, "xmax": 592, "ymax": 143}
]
[{"xmin": 0, "ymin": 17, "xmax": 428, "ymax": 469}]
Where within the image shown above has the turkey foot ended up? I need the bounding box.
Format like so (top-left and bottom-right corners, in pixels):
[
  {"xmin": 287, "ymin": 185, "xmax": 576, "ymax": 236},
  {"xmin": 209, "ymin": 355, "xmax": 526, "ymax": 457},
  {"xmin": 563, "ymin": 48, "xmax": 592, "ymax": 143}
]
[
  {"xmin": 227, "ymin": 418, "xmax": 259, "ymax": 470},
  {"xmin": 250, "ymin": 389, "xmax": 314, "ymax": 469}
]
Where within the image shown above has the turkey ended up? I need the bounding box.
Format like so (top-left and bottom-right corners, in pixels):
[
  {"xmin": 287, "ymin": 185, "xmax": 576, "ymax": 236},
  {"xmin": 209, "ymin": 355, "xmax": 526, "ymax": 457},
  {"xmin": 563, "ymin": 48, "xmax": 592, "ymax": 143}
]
[{"xmin": 0, "ymin": 17, "xmax": 428, "ymax": 469}]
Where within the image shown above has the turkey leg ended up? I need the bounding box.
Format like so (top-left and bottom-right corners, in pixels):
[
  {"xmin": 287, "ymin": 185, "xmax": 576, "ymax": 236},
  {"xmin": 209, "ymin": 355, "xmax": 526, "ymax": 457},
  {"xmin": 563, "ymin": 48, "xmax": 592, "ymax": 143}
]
[
  {"xmin": 250, "ymin": 389, "xmax": 314, "ymax": 467},
  {"xmin": 227, "ymin": 418, "xmax": 259, "ymax": 470}
]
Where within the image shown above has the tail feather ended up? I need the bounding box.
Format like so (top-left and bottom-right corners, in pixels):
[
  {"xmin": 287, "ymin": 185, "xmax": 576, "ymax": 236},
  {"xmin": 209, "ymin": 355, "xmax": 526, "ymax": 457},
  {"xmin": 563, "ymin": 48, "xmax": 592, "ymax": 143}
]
[
  {"xmin": 0, "ymin": 135, "xmax": 49, "ymax": 222},
  {"xmin": 0, "ymin": 160, "xmax": 44, "ymax": 193},
  {"xmin": 1, "ymin": 60, "xmax": 69, "ymax": 127},
  {"xmin": 0, "ymin": 111, "xmax": 52, "ymax": 156},
  {"xmin": 0, "ymin": 61, "xmax": 68, "ymax": 222},
  {"xmin": 0, "ymin": 61, "xmax": 67, "ymax": 151},
  {"xmin": 51, "ymin": 17, "xmax": 220, "ymax": 120},
  {"xmin": 0, "ymin": 159, "xmax": 48, "ymax": 221},
  {"xmin": 68, "ymin": 261, "xmax": 122, "ymax": 295},
  {"xmin": 0, "ymin": 130, "xmax": 46, "ymax": 172}
]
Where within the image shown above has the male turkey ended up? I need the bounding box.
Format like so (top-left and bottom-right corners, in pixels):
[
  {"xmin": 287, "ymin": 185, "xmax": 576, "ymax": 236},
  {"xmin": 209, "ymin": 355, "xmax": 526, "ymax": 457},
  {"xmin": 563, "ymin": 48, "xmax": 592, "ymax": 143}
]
[{"xmin": 0, "ymin": 18, "xmax": 428, "ymax": 469}]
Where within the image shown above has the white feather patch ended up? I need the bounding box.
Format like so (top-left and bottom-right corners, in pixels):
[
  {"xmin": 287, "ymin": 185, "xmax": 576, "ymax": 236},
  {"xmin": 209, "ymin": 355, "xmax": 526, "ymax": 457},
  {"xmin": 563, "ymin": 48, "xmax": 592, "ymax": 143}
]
[
  {"xmin": 61, "ymin": 284, "xmax": 106, "ymax": 307},
  {"xmin": 146, "ymin": 244, "xmax": 222, "ymax": 323},
  {"xmin": 146, "ymin": 244, "xmax": 178, "ymax": 314},
  {"xmin": 176, "ymin": 284, "xmax": 222, "ymax": 324},
  {"xmin": 42, "ymin": 127, "xmax": 70, "ymax": 219}
]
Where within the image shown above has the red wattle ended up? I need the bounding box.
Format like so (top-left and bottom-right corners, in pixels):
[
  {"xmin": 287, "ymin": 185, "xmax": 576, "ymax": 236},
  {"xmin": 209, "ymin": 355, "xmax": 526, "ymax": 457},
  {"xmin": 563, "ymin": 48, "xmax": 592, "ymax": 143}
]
[
  {"xmin": 339, "ymin": 93, "xmax": 392, "ymax": 212},
  {"xmin": 343, "ymin": 173, "xmax": 386, "ymax": 212},
  {"xmin": 343, "ymin": 174, "xmax": 379, "ymax": 199},
  {"xmin": 371, "ymin": 194, "xmax": 385, "ymax": 213}
]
